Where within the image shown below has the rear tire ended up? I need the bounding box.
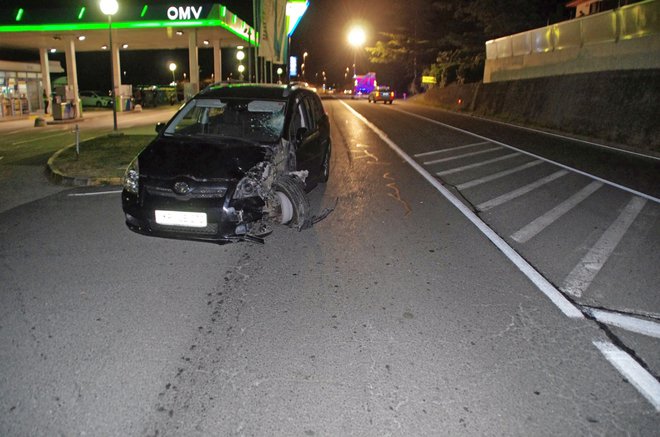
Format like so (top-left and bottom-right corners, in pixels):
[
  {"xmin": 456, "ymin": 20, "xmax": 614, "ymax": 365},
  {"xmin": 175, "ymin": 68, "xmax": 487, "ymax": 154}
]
[{"xmin": 320, "ymin": 144, "xmax": 331, "ymax": 183}]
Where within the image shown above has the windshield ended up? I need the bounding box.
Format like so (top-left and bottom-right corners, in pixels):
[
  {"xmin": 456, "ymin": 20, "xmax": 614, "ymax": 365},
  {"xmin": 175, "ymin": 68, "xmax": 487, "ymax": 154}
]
[{"xmin": 164, "ymin": 97, "xmax": 286, "ymax": 143}]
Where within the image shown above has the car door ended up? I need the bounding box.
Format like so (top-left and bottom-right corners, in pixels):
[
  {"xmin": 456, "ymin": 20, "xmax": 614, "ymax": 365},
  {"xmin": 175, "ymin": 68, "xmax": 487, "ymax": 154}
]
[{"xmin": 289, "ymin": 94, "xmax": 322, "ymax": 187}]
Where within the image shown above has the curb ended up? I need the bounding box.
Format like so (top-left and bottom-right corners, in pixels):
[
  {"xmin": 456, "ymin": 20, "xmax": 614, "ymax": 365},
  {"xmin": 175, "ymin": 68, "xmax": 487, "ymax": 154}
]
[{"xmin": 46, "ymin": 143, "xmax": 122, "ymax": 187}]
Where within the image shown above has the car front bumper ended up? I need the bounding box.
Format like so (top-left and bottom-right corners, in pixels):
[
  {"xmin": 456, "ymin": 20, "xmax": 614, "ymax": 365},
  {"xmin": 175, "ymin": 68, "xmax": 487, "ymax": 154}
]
[{"xmin": 122, "ymin": 190, "xmax": 265, "ymax": 244}]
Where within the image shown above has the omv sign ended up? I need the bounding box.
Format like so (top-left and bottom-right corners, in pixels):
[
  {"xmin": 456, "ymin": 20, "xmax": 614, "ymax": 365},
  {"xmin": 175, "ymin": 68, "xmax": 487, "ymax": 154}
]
[{"xmin": 167, "ymin": 6, "xmax": 203, "ymax": 20}]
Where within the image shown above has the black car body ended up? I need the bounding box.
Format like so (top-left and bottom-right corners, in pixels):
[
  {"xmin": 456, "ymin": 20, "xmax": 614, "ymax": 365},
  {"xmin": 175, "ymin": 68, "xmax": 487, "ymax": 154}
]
[{"xmin": 121, "ymin": 83, "xmax": 331, "ymax": 243}]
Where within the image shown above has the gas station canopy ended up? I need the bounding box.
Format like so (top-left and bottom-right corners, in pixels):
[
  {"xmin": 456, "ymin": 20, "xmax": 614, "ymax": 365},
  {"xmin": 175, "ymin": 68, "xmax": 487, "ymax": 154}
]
[{"xmin": 0, "ymin": 3, "xmax": 257, "ymax": 52}]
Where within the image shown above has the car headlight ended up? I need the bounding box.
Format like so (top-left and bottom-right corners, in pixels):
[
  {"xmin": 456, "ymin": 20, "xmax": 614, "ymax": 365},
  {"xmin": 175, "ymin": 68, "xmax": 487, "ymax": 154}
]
[
  {"xmin": 122, "ymin": 157, "xmax": 139, "ymax": 194},
  {"xmin": 233, "ymin": 176, "xmax": 260, "ymax": 199}
]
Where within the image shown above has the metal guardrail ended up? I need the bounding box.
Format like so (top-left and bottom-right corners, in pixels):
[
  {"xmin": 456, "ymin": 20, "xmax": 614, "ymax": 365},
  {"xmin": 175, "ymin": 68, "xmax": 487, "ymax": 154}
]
[{"xmin": 486, "ymin": 0, "xmax": 659, "ymax": 60}]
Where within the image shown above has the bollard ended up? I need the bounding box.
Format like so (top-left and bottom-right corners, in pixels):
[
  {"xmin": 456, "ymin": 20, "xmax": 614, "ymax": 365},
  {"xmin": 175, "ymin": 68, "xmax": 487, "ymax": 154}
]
[{"xmin": 74, "ymin": 124, "xmax": 80, "ymax": 159}]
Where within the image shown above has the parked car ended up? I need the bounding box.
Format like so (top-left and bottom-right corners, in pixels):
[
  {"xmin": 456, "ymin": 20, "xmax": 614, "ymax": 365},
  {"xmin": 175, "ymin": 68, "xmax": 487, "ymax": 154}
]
[
  {"xmin": 368, "ymin": 86, "xmax": 394, "ymax": 104},
  {"xmin": 121, "ymin": 83, "xmax": 331, "ymax": 244},
  {"xmin": 80, "ymin": 90, "xmax": 113, "ymax": 108}
]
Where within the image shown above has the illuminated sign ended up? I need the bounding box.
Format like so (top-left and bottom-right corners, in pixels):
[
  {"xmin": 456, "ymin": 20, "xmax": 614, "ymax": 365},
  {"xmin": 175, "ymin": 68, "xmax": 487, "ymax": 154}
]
[
  {"xmin": 422, "ymin": 75, "xmax": 437, "ymax": 84},
  {"xmin": 289, "ymin": 56, "xmax": 297, "ymax": 77},
  {"xmin": 286, "ymin": 0, "xmax": 308, "ymax": 36},
  {"xmin": 167, "ymin": 6, "xmax": 203, "ymax": 20}
]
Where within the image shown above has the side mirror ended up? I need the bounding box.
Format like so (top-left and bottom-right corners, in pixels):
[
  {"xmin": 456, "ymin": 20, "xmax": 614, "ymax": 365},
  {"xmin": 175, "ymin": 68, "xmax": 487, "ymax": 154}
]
[
  {"xmin": 155, "ymin": 122, "xmax": 166, "ymax": 134},
  {"xmin": 295, "ymin": 127, "xmax": 308, "ymax": 143}
]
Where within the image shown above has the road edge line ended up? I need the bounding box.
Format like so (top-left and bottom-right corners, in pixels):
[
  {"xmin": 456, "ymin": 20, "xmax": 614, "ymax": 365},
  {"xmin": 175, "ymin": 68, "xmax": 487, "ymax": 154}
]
[
  {"xmin": 339, "ymin": 100, "xmax": 584, "ymax": 319},
  {"xmin": 593, "ymin": 340, "xmax": 660, "ymax": 411}
]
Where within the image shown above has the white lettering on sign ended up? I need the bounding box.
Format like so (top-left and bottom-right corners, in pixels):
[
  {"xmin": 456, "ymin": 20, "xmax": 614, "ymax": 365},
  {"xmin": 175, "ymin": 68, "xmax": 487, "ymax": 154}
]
[{"xmin": 167, "ymin": 6, "xmax": 203, "ymax": 20}]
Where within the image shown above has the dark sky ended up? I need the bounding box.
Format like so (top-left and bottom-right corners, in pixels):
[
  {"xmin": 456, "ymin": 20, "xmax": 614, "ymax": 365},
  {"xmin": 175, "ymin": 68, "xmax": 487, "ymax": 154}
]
[{"xmin": 0, "ymin": 0, "xmax": 392, "ymax": 89}]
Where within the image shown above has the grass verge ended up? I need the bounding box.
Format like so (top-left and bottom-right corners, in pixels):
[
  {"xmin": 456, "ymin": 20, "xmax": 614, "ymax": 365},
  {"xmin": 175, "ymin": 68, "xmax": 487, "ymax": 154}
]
[{"xmin": 50, "ymin": 134, "xmax": 153, "ymax": 180}]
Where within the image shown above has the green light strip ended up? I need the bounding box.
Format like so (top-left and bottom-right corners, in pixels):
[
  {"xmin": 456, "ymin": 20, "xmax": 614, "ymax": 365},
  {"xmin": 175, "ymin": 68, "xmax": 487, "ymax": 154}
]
[
  {"xmin": 0, "ymin": 20, "xmax": 258, "ymax": 45},
  {"xmin": 77, "ymin": 7, "xmax": 86, "ymax": 20},
  {"xmin": 221, "ymin": 6, "xmax": 227, "ymax": 17},
  {"xmin": 16, "ymin": 8, "xmax": 24, "ymax": 22},
  {"xmin": 140, "ymin": 5, "xmax": 148, "ymax": 18}
]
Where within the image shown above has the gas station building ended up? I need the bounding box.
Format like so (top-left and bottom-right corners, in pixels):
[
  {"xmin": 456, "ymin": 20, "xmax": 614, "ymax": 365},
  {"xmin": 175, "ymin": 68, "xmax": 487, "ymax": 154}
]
[{"xmin": 0, "ymin": 1, "xmax": 306, "ymax": 120}]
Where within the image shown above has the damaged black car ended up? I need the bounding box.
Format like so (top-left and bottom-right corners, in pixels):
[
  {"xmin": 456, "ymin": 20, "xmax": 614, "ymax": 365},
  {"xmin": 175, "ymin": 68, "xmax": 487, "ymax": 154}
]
[{"xmin": 121, "ymin": 83, "xmax": 331, "ymax": 243}]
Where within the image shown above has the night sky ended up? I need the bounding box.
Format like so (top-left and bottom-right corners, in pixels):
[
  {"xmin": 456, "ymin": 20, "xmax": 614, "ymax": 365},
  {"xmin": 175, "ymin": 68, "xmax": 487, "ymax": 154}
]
[{"xmin": 1, "ymin": 0, "xmax": 396, "ymax": 90}]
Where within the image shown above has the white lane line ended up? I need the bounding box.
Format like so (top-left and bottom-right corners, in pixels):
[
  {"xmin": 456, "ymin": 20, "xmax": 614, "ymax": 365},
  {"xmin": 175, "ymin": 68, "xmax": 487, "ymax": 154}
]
[
  {"xmin": 561, "ymin": 196, "xmax": 647, "ymax": 297},
  {"xmin": 586, "ymin": 308, "xmax": 660, "ymax": 339},
  {"xmin": 593, "ymin": 340, "xmax": 660, "ymax": 411},
  {"xmin": 391, "ymin": 107, "xmax": 660, "ymax": 204},
  {"xmin": 457, "ymin": 160, "xmax": 544, "ymax": 190},
  {"xmin": 477, "ymin": 170, "xmax": 569, "ymax": 211},
  {"xmin": 511, "ymin": 181, "xmax": 603, "ymax": 243},
  {"xmin": 340, "ymin": 100, "xmax": 584, "ymax": 319},
  {"xmin": 463, "ymin": 112, "xmax": 660, "ymax": 162},
  {"xmin": 414, "ymin": 141, "xmax": 490, "ymax": 157},
  {"xmin": 68, "ymin": 190, "xmax": 122, "ymax": 197},
  {"xmin": 436, "ymin": 153, "xmax": 519, "ymax": 176},
  {"xmin": 424, "ymin": 146, "xmax": 503, "ymax": 165},
  {"xmin": 12, "ymin": 131, "xmax": 69, "ymax": 145}
]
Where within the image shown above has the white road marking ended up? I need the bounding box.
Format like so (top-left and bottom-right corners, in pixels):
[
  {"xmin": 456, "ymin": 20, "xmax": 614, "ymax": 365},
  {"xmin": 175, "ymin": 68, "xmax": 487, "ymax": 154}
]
[
  {"xmin": 436, "ymin": 153, "xmax": 519, "ymax": 176},
  {"xmin": 511, "ymin": 181, "xmax": 603, "ymax": 243},
  {"xmin": 414, "ymin": 141, "xmax": 490, "ymax": 158},
  {"xmin": 561, "ymin": 196, "xmax": 647, "ymax": 297},
  {"xmin": 349, "ymin": 101, "xmax": 660, "ymax": 411},
  {"xmin": 424, "ymin": 146, "xmax": 503, "ymax": 165},
  {"xmin": 340, "ymin": 100, "xmax": 584, "ymax": 319},
  {"xmin": 12, "ymin": 130, "xmax": 69, "ymax": 145},
  {"xmin": 456, "ymin": 160, "xmax": 543, "ymax": 190},
  {"xmin": 586, "ymin": 308, "xmax": 660, "ymax": 339},
  {"xmin": 477, "ymin": 170, "xmax": 569, "ymax": 212},
  {"xmin": 0, "ymin": 156, "xmax": 4, "ymax": 161},
  {"xmin": 464, "ymin": 112, "xmax": 660, "ymax": 162},
  {"xmin": 391, "ymin": 107, "xmax": 660, "ymax": 204},
  {"xmin": 593, "ymin": 341, "xmax": 660, "ymax": 411},
  {"xmin": 68, "ymin": 190, "xmax": 122, "ymax": 197}
]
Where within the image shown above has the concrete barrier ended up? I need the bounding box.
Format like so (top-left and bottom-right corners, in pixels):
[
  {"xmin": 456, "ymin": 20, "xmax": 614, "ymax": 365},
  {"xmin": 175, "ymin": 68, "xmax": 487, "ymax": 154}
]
[{"xmin": 415, "ymin": 69, "xmax": 660, "ymax": 154}]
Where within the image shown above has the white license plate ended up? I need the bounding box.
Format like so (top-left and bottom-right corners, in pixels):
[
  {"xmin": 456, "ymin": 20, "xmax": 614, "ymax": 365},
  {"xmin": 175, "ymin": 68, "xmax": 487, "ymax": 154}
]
[{"xmin": 155, "ymin": 210, "xmax": 207, "ymax": 228}]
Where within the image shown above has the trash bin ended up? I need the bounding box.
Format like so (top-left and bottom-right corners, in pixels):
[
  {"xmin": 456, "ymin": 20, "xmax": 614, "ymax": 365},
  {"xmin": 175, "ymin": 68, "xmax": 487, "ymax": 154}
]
[{"xmin": 52, "ymin": 102, "xmax": 74, "ymax": 120}]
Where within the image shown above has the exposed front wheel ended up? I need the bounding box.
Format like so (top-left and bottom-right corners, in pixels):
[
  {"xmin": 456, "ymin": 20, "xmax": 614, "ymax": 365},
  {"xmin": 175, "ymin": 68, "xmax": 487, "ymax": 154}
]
[{"xmin": 272, "ymin": 175, "xmax": 310, "ymax": 230}]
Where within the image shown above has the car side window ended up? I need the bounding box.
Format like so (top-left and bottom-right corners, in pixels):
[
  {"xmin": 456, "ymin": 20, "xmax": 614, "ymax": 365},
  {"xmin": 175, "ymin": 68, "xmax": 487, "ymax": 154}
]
[
  {"xmin": 289, "ymin": 99, "xmax": 308, "ymax": 139},
  {"xmin": 302, "ymin": 97, "xmax": 316, "ymax": 131},
  {"xmin": 311, "ymin": 95, "xmax": 324, "ymax": 123}
]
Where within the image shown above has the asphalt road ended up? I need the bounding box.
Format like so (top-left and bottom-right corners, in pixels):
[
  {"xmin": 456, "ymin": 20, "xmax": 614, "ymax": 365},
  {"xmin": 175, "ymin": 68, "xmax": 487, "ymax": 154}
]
[{"xmin": 1, "ymin": 100, "xmax": 658, "ymax": 435}]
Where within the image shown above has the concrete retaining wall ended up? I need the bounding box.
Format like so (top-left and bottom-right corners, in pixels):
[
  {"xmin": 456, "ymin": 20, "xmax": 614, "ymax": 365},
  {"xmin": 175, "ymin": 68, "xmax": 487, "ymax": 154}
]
[{"xmin": 416, "ymin": 70, "xmax": 660, "ymax": 154}]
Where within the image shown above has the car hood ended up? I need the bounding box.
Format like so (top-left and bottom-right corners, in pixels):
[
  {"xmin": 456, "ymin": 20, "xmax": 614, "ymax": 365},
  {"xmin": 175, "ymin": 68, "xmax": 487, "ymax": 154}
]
[{"xmin": 139, "ymin": 136, "xmax": 270, "ymax": 180}]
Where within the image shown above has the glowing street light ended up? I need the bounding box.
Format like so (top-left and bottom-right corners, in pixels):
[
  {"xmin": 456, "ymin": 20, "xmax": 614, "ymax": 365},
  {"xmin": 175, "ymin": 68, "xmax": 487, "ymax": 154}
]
[
  {"xmin": 302, "ymin": 52, "xmax": 308, "ymax": 80},
  {"xmin": 100, "ymin": 0, "xmax": 119, "ymax": 131},
  {"xmin": 238, "ymin": 64, "xmax": 245, "ymax": 80},
  {"xmin": 276, "ymin": 67, "xmax": 283, "ymax": 84},
  {"xmin": 168, "ymin": 62, "xmax": 177, "ymax": 85},
  {"xmin": 347, "ymin": 26, "xmax": 366, "ymax": 78}
]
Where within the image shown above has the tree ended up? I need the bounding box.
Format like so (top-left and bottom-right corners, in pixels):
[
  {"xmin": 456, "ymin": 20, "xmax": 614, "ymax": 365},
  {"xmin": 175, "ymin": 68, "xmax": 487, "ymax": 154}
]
[{"xmin": 366, "ymin": 0, "xmax": 566, "ymax": 90}]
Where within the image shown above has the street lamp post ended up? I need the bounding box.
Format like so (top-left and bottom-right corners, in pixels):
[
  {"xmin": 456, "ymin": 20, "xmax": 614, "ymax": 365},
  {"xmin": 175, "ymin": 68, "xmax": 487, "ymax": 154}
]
[
  {"xmin": 347, "ymin": 27, "xmax": 366, "ymax": 78},
  {"xmin": 302, "ymin": 52, "xmax": 308, "ymax": 80},
  {"xmin": 236, "ymin": 48, "xmax": 245, "ymax": 81},
  {"xmin": 100, "ymin": 0, "xmax": 119, "ymax": 132},
  {"xmin": 169, "ymin": 62, "xmax": 177, "ymax": 85}
]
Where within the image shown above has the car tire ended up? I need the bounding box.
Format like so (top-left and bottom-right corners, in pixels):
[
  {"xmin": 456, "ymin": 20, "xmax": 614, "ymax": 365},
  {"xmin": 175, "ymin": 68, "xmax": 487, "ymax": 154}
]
[
  {"xmin": 95, "ymin": 101, "xmax": 102, "ymax": 107},
  {"xmin": 273, "ymin": 175, "xmax": 310, "ymax": 230},
  {"xmin": 320, "ymin": 144, "xmax": 331, "ymax": 183}
]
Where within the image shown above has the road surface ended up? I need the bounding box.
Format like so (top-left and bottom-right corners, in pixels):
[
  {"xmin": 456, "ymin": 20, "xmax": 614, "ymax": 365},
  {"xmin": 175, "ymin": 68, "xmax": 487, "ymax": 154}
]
[{"xmin": 1, "ymin": 100, "xmax": 658, "ymax": 435}]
